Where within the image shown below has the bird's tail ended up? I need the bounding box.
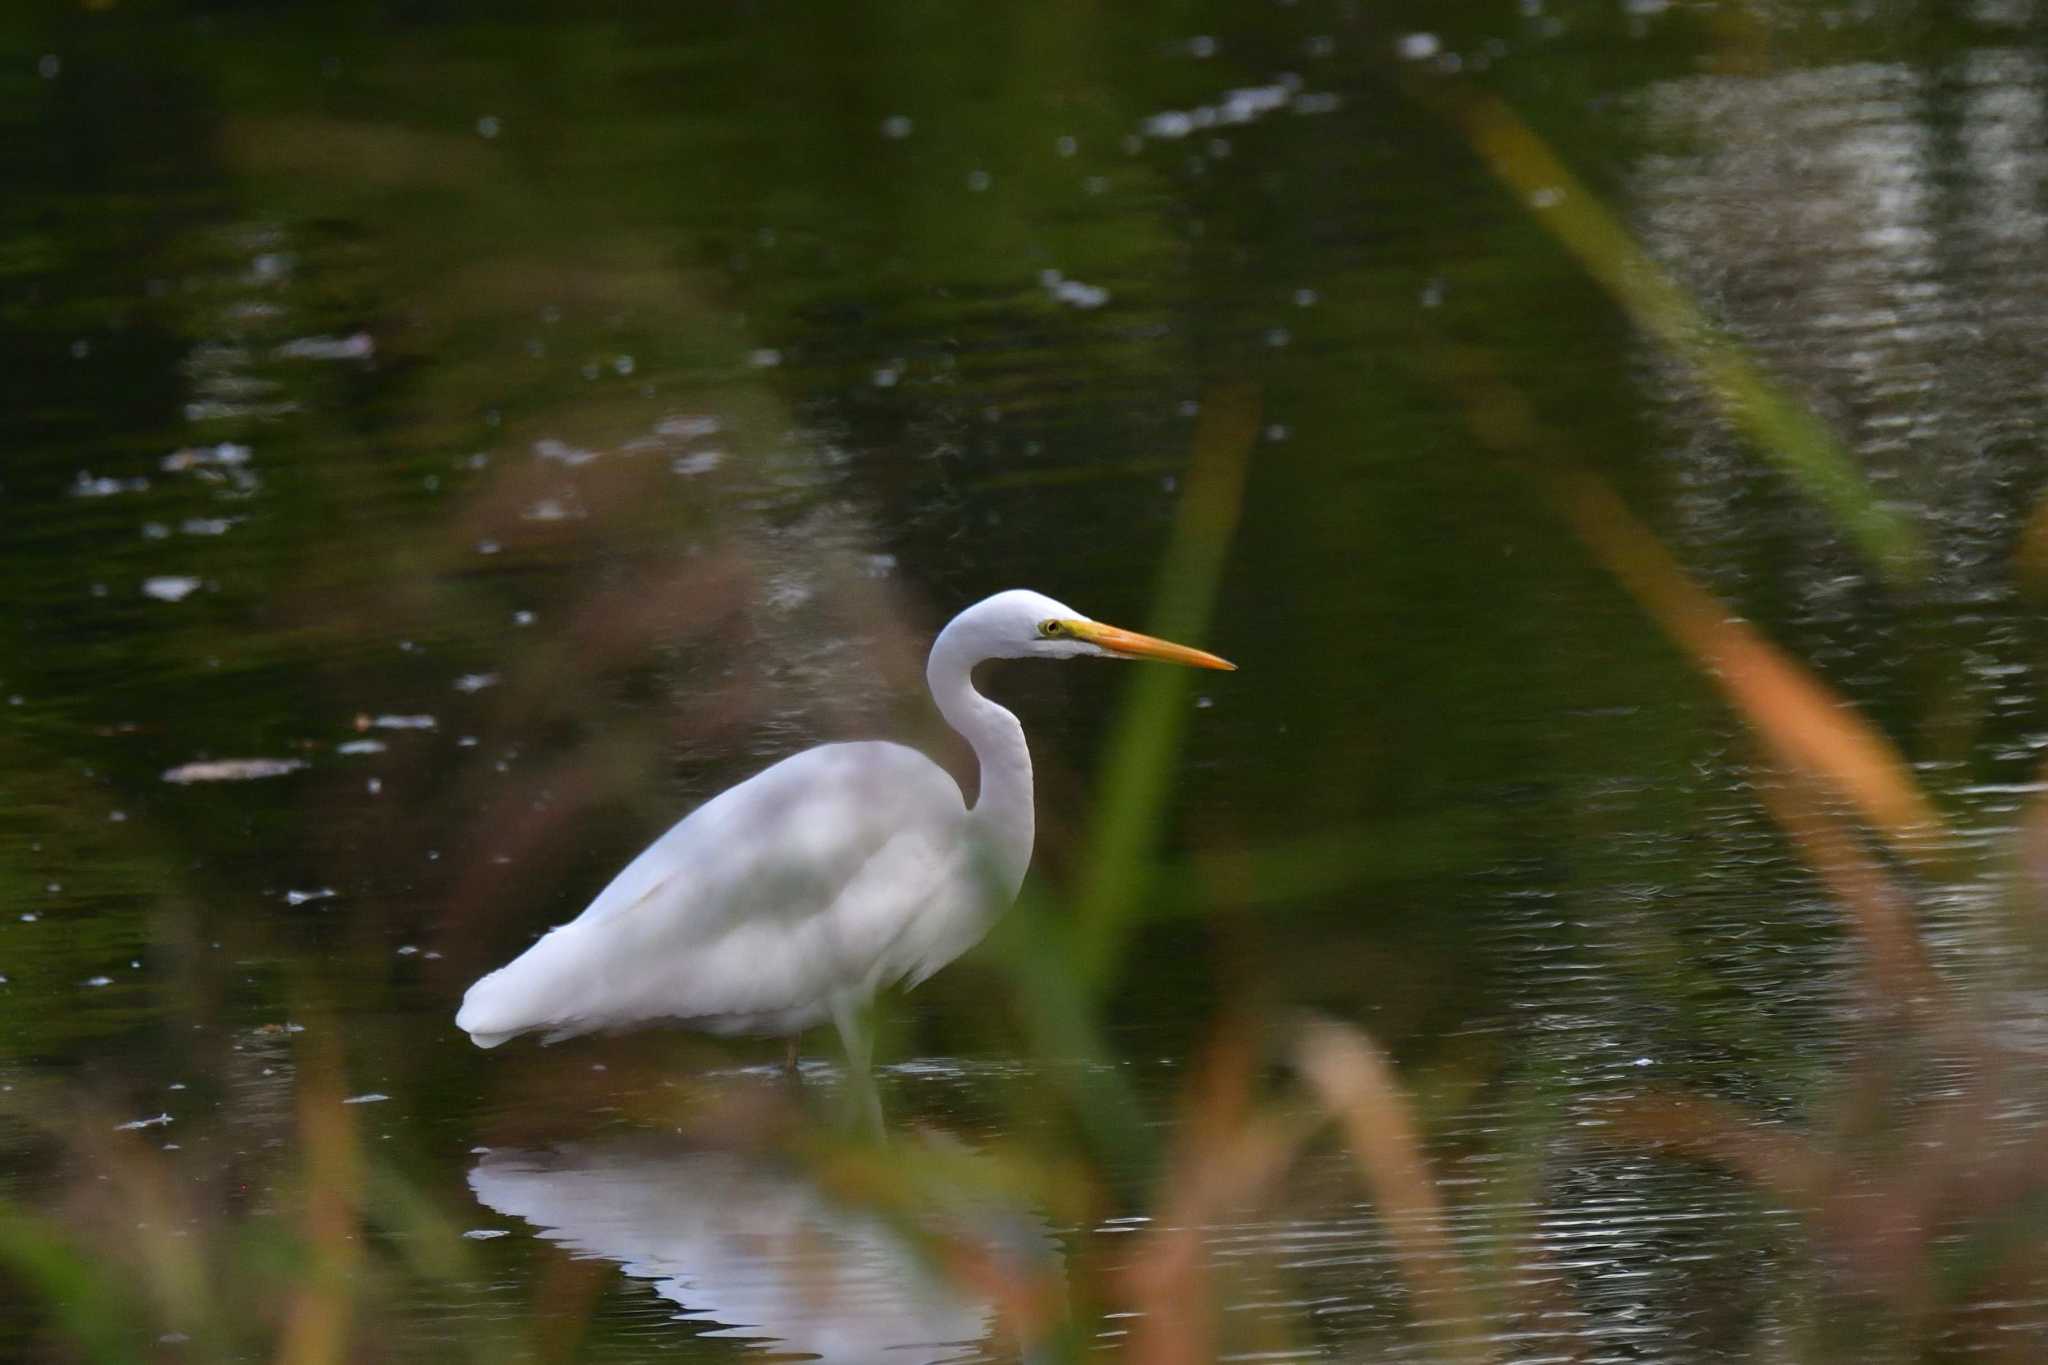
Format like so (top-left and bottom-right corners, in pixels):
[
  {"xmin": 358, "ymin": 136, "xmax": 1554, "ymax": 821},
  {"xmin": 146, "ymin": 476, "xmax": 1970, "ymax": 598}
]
[
  {"xmin": 456, "ymin": 963, "xmax": 540, "ymax": 1048},
  {"xmin": 456, "ymin": 923, "xmax": 608, "ymax": 1047}
]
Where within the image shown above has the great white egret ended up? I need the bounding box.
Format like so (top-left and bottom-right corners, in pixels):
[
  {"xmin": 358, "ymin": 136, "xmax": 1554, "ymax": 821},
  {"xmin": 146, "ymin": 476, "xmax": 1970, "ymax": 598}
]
[{"xmin": 455, "ymin": 589, "xmax": 1233, "ymax": 1070}]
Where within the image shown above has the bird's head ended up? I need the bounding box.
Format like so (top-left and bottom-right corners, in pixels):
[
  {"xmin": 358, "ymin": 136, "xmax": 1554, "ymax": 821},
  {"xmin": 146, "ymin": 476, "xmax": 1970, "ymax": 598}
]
[{"xmin": 956, "ymin": 589, "xmax": 1236, "ymax": 669}]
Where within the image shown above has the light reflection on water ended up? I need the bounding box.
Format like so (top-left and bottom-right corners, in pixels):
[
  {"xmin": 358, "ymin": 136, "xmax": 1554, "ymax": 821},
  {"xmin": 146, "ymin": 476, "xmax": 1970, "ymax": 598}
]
[
  {"xmin": 1634, "ymin": 45, "xmax": 2048, "ymax": 1028},
  {"xmin": 1642, "ymin": 51, "xmax": 2048, "ymax": 615},
  {"xmin": 1196, "ymin": 1154, "xmax": 1787, "ymax": 1362},
  {"xmin": 452, "ymin": 1088, "xmax": 1785, "ymax": 1363}
]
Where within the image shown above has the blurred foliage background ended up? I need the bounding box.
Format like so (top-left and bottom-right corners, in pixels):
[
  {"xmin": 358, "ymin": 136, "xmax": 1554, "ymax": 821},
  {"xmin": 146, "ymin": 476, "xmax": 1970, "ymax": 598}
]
[{"xmin": 5, "ymin": 0, "xmax": 2048, "ymax": 1361}]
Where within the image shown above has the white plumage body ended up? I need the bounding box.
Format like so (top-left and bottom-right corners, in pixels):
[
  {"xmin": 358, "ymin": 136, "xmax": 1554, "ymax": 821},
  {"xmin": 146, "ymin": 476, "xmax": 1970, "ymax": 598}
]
[
  {"xmin": 456, "ymin": 741, "xmax": 1011, "ymax": 1046},
  {"xmin": 453, "ymin": 588, "xmax": 1231, "ymax": 1057}
]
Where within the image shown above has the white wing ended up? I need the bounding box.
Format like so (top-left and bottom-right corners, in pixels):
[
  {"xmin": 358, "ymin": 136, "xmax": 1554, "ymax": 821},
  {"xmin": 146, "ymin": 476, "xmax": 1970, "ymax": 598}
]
[{"xmin": 456, "ymin": 741, "xmax": 986, "ymax": 1046}]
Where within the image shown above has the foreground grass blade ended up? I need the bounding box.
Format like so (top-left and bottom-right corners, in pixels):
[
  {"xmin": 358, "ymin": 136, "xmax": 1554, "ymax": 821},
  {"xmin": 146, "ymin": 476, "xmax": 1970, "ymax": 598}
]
[
  {"xmin": 0, "ymin": 1204, "xmax": 144, "ymax": 1365},
  {"xmin": 1752, "ymin": 772, "xmax": 1937, "ymax": 1004},
  {"xmin": 985, "ymin": 894, "xmax": 1155, "ymax": 1190},
  {"xmin": 1124, "ymin": 1024, "xmax": 1313, "ymax": 1365},
  {"xmin": 277, "ymin": 1041, "xmax": 365, "ymax": 1365},
  {"xmin": 1072, "ymin": 383, "xmax": 1258, "ymax": 986},
  {"xmin": 1597, "ymin": 1091, "xmax": 1827, "ymax": 1209},
  {"xmin": 1555, "ymin": 470, "xmax": 1942, "ymax": 855},
  {"xmin": 1295, "ymin": 1018, "xmax": 1490, "ymax": 1365},
  {"xmin": 1432, "ymin": 342, "xmax": 1940, "ymax": 857},
  {"xmin": 1448, "ymin": 91, "xmax": 1923, "ymax": 584}
]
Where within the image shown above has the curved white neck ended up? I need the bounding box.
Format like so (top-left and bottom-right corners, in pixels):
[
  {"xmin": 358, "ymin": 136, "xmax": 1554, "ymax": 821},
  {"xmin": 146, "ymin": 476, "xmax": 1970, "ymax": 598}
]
[{"xmin": 927, "ymin": 624, "xmax": 1035, "ymax": 900}]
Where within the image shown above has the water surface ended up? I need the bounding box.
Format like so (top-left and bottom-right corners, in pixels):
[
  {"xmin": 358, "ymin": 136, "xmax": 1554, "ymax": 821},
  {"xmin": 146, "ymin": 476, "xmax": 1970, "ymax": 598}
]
[{"xmin": 4, "ymin": 3, "xmax": 2048, "ymax": 1360}]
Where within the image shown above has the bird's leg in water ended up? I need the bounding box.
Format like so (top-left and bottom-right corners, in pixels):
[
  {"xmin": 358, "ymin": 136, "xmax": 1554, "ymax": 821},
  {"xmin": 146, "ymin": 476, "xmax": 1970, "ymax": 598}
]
[
  {"xmin": 782, "ymin": 1034, "xmax": 800, "ymax": 1077},
  {"xmin": 829, "ymin": 995, "xmax": 882, "ymax": 1136}
]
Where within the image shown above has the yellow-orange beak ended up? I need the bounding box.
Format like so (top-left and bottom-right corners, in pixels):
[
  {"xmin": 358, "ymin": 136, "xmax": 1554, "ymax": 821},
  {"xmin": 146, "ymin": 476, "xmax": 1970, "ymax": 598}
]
[{"xmin": 1063, "ymin": 620, "xmax": 1236, "ymax": 671}]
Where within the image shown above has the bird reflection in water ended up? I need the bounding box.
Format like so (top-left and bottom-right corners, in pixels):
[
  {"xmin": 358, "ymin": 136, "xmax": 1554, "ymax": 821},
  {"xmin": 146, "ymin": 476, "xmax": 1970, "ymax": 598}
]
[{"xmin": 468, "ymin": 1136, "xmax": 1061, "ymax": 1363}]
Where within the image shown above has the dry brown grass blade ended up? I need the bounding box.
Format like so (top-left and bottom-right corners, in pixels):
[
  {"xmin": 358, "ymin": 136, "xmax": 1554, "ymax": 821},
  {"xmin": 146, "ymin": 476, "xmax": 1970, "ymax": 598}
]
[
  {"xmin": 87, "ymin": 1137, "xmax": 211, "ymax": 1341},
  {"xmin": 29, "ymin": 1108, "xmax": 218, "ymax": 1347},
  {"xmin": 928, "ymin": 1233, "xmax": 1068, "ymax": 1358},
  {"xmin": 789, "ymin": 1137, "xmax": 1078, "ymax": 1363},
  {"xmin": 1602, "ymin": 1086, "xmax": 1937, "ymax": 1319},
  {"xmin": 1595, "ymin": 1092, "xmax": 1828, "ymax": 1209},
  {"xmin": 2014, "ymin": 491, "xmax": 2048, "ymax": 599},
  {"xmin": 1432, "ymin": 343, "xmax": 1940, "ymax": 860},
  {"xmin": 275, "ymin": 1041, "xmax": 364, "ymax": 1365},
  {"xmin": 529, "ymin": 1255, "xmax": 609, "ymax": 1365},
  {"xmin": 1122, "ymin": 1021, "xmax": 1312, "ymax": 1365},
  {"xmin": 1603, "ymin": 997, "xmax": 2048, "ymax": 1337},
  {"xmin": 2024, "ymin": 784, "xmax": 2048, "ymax": 917},
  {"xmin": 2020, "ymin": 750, "xmax": 2048, "ymax": 931},
  {"xmin": 1294, "ymin": 1018, "xmax": 1489, "ymax": 1365},
  {"xmin": 1555, "ymin": 470, "xmax": 1942, "ymax": 857},
  {"xmin": 1751, "ymin": 772, "xmax": 1937, "ymax": 1004}
]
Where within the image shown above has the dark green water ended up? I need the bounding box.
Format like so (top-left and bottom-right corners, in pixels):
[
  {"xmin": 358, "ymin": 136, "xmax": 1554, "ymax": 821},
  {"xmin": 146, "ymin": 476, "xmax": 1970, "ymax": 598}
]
[{"xmin": 6, "ymin": 2, "xmax": 2048, "ymax": 1361}]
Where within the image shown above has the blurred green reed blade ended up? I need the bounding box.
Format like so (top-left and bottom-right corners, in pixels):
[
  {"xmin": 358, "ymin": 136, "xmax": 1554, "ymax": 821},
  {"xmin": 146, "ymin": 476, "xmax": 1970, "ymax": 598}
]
[
  {"xmin": 1153, "ymin": 813, "xmax": 1506, "ymax": 915},
  {"xmin": 986, "ymin": 386, "xmax": 1252, "ymax": 1193},
  {"xmin": 981, "ymin": 457, "xmax": 1180, "ymax": 490},
  {"xmin": 1434, "ymin": 342, "xmax": 1944, "ymax": 861},
  {"xmin": 986, "ymin": 893, "xmax": 1154, "ymax": 1195},
  {"xmin": 0, "ymin": 1203, "xmax": 144, "ymax": 1365},
  {"xmin": 1448, "ymin": 91, "xmax": 1925, "ymax": 585},
  {"xmin": 365, "ymin": 1164, "xmax": 481, "ymax": 1287},
  {"xmin": 1071, "ymin": 383, "xmax": 1257, "ymax": 988}
]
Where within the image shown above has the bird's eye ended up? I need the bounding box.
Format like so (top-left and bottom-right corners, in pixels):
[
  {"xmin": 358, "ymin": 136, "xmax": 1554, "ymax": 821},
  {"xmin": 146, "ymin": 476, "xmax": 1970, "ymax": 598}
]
[{"xmin": 1039, "ymin": 619, "xmax": 1064, "ymax": 638}]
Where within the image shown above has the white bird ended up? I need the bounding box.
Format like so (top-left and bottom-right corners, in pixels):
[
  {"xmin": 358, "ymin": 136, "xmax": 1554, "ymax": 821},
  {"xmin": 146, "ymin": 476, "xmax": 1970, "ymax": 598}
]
[{"xmin": 455, "ymin": 589, "xmax": 1233, "ymax": 1071}]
